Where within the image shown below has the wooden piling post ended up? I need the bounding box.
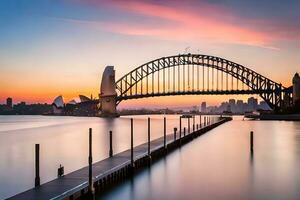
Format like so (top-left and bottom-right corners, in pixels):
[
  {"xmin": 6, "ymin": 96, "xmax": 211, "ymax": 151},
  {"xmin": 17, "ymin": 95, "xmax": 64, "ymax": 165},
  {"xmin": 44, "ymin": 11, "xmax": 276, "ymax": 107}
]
[
  {"xmin": 200, "ymin": 115, "xmax": 202, "ymax": 128},
  {"xmin": 164, "ymin": 117, "xmax": 166, "ymax": 149},
  {"xmin": 35, "ymin": 144, "xmax": 40, "ymax": 187},
  {"xmin": 148, "ymin": 117, "xmax": 151, "ymax": 158},
  {"xmin": 109, "ymin": 131, "xmax": 113, "ymax": 157},
  {"xmin": 193, "ymin": 116, "xmax": 195, "ymax": 132},
  {"xmin": 188, "ymin": 117, "xmax": 190, "ymax": 133},
  {"xmin": 250, "ymin": 131, "xmax": 254, "ymax": 153},
  {"xmin": 174, "ymin": 127, "xmax": 177, "ymax": 141},
  {"xmin": 179, "ymin": 116, "xmax": 182, "ymax": 138},
  {"xmin": 88, "ymin": 128, "xmax": 95, "ymax": 199},
  {"xmin": 131, "ymin": 118, "xmax": 134, "ymax": 169},
  {"xmin": 184, "ymin": 127, "xmax": 186, "ymax": 136}
]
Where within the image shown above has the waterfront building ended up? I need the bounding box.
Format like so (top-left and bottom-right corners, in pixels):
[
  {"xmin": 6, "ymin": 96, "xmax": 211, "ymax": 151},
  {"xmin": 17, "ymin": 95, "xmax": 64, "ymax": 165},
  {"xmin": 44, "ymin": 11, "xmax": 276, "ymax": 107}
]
[
  {"xmin": 247, "ymin": 97, "xmax": 258, "ymax": 111},
  {"xmin": 293, "ymin": 73, "xmax": 300, "ymax": 105},
  {"xmin": 79, "ymin": 95, "xmax": 91, "ymax": 103},
  {"xmin": 236, "ymin": 100, "xmax": 244, "ymax": 113},
  {"xmin": 6, "ymin": 97, "xmax": 12, "ymax": 108},
  {"xmin": 52, "ymin": 95, "xmax": 64, "ymax": 114},
  {"xmin": 201, "ymin": 102, "xmax": 206, "ymax": 113},
  {"xmin": 229, "ymin": 99, "xmax": 236, "ymax": 112}
]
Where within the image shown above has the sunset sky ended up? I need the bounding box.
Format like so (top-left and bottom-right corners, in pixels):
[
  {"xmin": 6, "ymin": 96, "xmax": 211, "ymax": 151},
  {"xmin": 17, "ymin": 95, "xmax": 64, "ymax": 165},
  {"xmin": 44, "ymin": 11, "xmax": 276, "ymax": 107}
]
[{"xmin": 0, "ymin": 0, "xmax": 300, "ymax": 108}]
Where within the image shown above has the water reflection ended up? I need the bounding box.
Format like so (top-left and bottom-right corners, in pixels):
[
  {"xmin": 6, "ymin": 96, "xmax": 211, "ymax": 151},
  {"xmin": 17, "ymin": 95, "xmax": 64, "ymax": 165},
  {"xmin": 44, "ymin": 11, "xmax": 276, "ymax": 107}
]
[
  {"xmin": 99, "ymin": 117, "xmax": 300, "ymax": 200},
  {"xmin": 0, "ymin": 114, "xmax": 204, "ymax": 199}
]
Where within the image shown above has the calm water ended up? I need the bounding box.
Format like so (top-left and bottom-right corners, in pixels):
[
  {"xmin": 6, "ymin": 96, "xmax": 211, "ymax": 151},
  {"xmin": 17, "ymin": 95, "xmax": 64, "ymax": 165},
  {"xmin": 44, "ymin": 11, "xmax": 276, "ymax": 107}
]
[
  {"xmin": 0, "ymin": 114, "xmax": 196, "ymax": 199},
  {"xmin": 1, "ymin": 116, "xmax": 300, "ymax": 200},
  {"xmin": 99, "ymin": 117, "xmax": 300, "ymax": 200}
]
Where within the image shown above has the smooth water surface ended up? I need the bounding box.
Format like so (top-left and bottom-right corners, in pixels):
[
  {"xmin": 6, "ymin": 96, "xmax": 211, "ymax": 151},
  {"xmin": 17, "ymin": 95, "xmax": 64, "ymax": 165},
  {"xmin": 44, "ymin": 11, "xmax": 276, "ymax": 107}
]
[
  {"xmin": 0, "ymin": 115, "xmax": 195, "ymax": 199},
  {"xmin": 99, "ymin": 117, "xmax": 300, "ymax": 200}
]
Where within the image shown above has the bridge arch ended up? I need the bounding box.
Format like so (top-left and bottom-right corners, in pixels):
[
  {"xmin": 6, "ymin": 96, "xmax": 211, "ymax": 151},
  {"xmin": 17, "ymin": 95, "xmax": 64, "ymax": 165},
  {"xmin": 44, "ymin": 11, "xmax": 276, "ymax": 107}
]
[{"xmin": 115, "ymin": 54, "xmax": 290, "ymax": 111}]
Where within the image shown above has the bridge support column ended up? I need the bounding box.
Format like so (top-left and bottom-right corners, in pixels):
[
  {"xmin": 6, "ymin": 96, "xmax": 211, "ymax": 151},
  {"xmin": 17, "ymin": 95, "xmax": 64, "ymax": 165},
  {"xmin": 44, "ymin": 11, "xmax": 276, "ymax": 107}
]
[
  {"xmin": 100, "ymin": 95, "xmax": 118, "ymax": 117},
  {"xmin": 100, "ymin": 66, "xmax": 119, "ymax": 117}
]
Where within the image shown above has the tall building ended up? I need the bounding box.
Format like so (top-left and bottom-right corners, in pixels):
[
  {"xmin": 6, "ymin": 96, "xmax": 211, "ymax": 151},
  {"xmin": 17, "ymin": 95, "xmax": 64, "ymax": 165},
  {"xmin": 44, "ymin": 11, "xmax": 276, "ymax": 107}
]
[
  {"xmin": 236, "ymin": 100, "xmax": 244, "ymax": 113},
  {"xmin": 6, "ymin": 97, "xmax": 12, "ymax": 108},
  {"xmin": 247, "ymin": 97, "xmax": 258, "ymax": 111},
  {"xmin": 201, "ymin": 102, "xmax": 206, "ymax": 113},
  {"xmin": 192, "ymin": 106, "xmax": 198, "ymax": 112},
  {"xmin": 293, "ymin": 73, "xmax": 300, "ymax": 105},
  {"xmin": 228, "ymin": 99, "xmax": 236, "ymax": 112}
]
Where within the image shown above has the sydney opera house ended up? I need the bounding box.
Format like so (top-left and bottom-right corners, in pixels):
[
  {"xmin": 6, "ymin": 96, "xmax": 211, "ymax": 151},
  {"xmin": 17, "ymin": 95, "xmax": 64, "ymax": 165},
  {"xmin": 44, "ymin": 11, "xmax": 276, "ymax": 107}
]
[{"xmin": 52, "ymin": 95, "xmax": 98, "ymax": 116}]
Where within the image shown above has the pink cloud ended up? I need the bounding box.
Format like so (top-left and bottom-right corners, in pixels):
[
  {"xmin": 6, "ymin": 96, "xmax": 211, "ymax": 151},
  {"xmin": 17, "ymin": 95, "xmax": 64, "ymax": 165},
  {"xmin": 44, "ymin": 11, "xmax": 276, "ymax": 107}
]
[{"xmin": 70, "ymin": 0, "xmax": 300, "ymax": 49}]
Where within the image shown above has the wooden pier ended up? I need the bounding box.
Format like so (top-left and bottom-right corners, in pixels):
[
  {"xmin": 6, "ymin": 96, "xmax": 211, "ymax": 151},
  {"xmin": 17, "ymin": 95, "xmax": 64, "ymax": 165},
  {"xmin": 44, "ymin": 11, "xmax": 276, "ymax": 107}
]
[{"xmin": 9, "ymin": 117, "xmax": 232, "ymax": 200}]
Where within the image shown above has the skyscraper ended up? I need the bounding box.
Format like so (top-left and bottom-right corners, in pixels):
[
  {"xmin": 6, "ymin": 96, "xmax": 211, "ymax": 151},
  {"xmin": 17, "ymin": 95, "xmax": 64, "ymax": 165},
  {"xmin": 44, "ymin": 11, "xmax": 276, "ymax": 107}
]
[
  {"xmin": 201, "ymin": 102, "xmax": 206, "ymax": 113},
  {"xmin": 247, "ymin": 97, "xmax": 258, "ymax": 111},
  {"xmin": 236, "ymin": 100, "xmax": 244, "ymax": 113},
  {"xmin": 6, "ymin": 97, "xmax": 12, "ymax": 108},
  {"xmin": 228, "ymin": 99, "xmax": 236, "ymax": 112}
]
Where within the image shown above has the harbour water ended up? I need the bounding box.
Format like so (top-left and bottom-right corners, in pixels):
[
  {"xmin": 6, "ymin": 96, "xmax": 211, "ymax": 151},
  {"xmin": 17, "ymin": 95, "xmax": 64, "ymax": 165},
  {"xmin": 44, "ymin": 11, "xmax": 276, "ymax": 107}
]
[
  {"xmin": 1, "ymin": 115, "xmax": 300, "ymax": 199},
  {"xmin": 0, "ymin": 115, "xmax": 193, "ymax": 199},
  {"xmin": 98, "ymin": 117, "xmax": 300, "ymax": 200}
]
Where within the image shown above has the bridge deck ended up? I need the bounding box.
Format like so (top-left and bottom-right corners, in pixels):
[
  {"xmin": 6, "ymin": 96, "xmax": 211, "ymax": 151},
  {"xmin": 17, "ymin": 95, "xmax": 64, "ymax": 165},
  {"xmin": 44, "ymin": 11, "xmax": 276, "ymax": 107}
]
[
  {"xmin": 117, "ymin": 89, "xmax": 274, "ymax": 102},
  {"xmin": 9, "ymin": 118, "xmax": 229, "ymax": 200}
]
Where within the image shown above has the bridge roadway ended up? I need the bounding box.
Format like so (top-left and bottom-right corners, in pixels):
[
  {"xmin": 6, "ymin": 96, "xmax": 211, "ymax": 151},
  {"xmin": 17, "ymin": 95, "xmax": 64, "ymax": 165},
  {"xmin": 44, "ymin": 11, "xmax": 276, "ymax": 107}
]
[
  {"xmin": 9, "ymin": 117, "xmax": 232, "ymax": 200},
  {"xmin": 117, "ymin": 89, "xmax": 274, "ymax": 101}
]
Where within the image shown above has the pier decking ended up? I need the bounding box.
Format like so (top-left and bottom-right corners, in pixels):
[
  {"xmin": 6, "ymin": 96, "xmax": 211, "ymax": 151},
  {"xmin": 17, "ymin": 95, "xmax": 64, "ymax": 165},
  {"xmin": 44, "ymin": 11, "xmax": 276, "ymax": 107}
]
[{"xmin": 9, "ymin": 117, "xmax": 232, "ymax": 200}]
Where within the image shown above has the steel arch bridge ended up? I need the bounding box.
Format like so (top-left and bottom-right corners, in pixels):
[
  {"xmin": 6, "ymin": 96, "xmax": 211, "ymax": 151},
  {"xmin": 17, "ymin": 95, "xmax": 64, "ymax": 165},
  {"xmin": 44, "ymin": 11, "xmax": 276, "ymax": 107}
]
[{"xmin": 100, "ymin": 54, "xmax": 292, "ymax": 116}]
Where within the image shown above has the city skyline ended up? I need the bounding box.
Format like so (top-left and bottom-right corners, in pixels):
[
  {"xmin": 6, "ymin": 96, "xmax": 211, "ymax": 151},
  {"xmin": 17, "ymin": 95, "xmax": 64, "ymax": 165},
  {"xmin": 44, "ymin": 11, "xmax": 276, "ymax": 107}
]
[
  {"xmin": 1, "ymin": 1, "xmax": 300, "ymax": 199},
  {"xmin": 0, "ymin": 95, "xmax": 269, "ymax": 113},
  {"xmin": 1, "ymin": 0, "xmax": 300, "ymax": 107}
]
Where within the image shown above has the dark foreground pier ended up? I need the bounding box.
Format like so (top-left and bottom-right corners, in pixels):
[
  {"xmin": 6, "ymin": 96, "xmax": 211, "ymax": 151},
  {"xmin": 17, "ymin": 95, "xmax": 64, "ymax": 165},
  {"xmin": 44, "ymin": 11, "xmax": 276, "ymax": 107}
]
[{"xmin": 9, "ymin": 116, "xmax": 232, "ymax": 200}]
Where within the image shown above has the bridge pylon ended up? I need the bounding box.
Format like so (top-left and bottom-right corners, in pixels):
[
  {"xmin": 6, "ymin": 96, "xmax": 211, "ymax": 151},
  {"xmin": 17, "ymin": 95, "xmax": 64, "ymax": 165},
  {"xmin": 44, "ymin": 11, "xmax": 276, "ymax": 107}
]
[{"xmin": 99, "ymin": 66, "xmax": 119, "ymax": 117}]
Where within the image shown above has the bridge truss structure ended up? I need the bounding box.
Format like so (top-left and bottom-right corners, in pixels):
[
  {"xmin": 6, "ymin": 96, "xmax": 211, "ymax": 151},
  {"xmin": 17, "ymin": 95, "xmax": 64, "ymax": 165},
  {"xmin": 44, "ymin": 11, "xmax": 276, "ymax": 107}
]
[{"xmin": 115, "ymin": 54, "xmax": 292, "ymax": 111}]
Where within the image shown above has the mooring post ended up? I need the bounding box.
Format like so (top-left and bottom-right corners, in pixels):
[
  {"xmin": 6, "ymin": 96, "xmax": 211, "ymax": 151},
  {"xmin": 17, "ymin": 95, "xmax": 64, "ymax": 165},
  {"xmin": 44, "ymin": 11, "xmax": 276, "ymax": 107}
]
[
  {"xmin": 164, "ymin": 117, "xmax": 166, "ymax": 150},
  {"xmin": 179, "ymin": 127, "xmax": 182, "ymax": 145},
  {"xmin": 109, "ymin": 130, "xmax": 113, "ymax": 157},
  {"xmin": 193, "ymin": 116, "xmax": 195, "ymax": 132},
  {"xmin": 200, "ymin": 115, "xmax": 202, "ymax": 128},
  {"xmin": 35, "ymin": 144, "xmax": 40, "ymax": 187},
  {"xmin": 88, "ymin": 128, "xmax": 95, "ymax": 199},
  {"xmin": 188, "ymin": 117, "xmax": 190, "ymax": 133},
  {"xmin": 148, "ymin": 117, "xmax": 151, "ymax": 158},
  {"xmin": 179, "ymin": 116, "xmax": 182, "ymax": 137},
  {"xmin": 184, "ymin": 127, "xmax": 186, "ymax": 136},
  {"xmin": 250, "ymin": 131, "xmax": 254, "ymax": 153},
  {"xmin": 174, "ymin": 127, "xmax": 177, "ymax": 141},
  {"xmin": 131, "ymin": 118, "xmax": 134, "ymax": 169},
  {"xmin": 197, "ymin": 124, "xmax": 198, "ymax": 130},
  {"xmin": 204, "ymin": 116, "xmax": 206, "ymax": 126}
]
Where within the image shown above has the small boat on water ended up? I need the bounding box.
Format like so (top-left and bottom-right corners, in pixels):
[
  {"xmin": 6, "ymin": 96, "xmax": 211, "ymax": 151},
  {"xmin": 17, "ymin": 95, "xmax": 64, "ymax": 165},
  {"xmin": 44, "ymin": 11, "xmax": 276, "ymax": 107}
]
[{"xmin": 244, "ymin": 111, "xmax": 260, "ymax": 120}]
